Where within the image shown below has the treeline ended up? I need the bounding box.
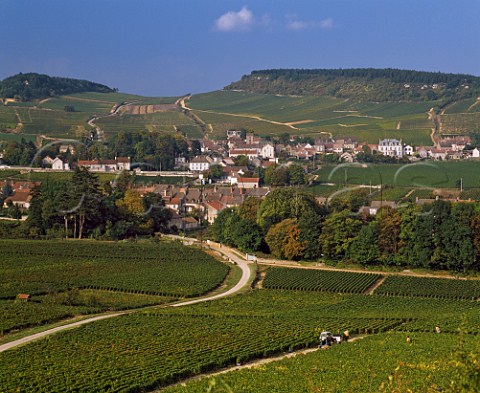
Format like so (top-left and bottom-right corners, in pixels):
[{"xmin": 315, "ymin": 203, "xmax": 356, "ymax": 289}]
[
  {"xmin": 0, "ymin": 168, "xmax": 171, "ymax": 240},
  {"xmin": 225, "ymin": 68, "xmax": 480, "ymax": 102},
  {"xmin": 249, "ymin": 68, "xmax": 480, "ymax": 86},
  {"xmin": 0, "ymin": 73, "xmax": 115, "ymax": 101},
  {"xmin": 0, "ymin": 131, "xmax": 193, "ymax": 171},
  {"xmin": 0, "ymin": 138, "xmax": 37, "ymax": 166},
  {"xmin": 109, "ymin": 130, "xmax": 190, "ymax": 170},
  {"xmin": 213, "ymin": 188, "xmax": 480, "ymax": 272}
]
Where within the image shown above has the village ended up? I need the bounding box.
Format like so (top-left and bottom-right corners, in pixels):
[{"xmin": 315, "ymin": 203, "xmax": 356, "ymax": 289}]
[{"xmin": 2, "ymin": 128, "xmax": 480, "ymax": 229}]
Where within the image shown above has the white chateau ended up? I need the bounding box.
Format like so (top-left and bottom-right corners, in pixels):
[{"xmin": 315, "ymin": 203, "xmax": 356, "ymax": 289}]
[{"xmin": 378, "ymin": 139, "xmax": 403, "ymax": 157}]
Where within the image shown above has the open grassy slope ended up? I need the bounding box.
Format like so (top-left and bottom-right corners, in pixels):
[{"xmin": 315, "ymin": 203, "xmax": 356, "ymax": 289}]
[{"xmin": 188, "ymin": 90, "xmax": 434, "ymax": 144}]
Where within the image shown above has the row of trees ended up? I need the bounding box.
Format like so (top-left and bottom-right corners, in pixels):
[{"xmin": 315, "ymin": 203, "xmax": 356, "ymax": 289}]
[{"xmin": 213, "ymin": 188, "xmax": 480, "ymax": 272}]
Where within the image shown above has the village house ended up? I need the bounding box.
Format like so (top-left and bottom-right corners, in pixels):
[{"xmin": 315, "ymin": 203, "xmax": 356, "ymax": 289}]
[
  {"xmin": 174, "ymin": 156, "xmax": 188, "ymax": 169},
  {"xmin": 342, "ymin": 138, "xmax": 358, "ymax": 150},
  {"xmin": 231, "ymin": 177, "xmax": 260, "ymax": 189},
  {"xmin": 52, "ymin": 157, "xmax": 70, "ymax": 170},
  {"xmin": 3, "ymin": 190, "xmax": 32, "ymax": 209},
  {"xmin": 168, "ymin": 210, "xmax": 199, "ymax": 231},
  {"xmin": 260, "ymin": 143, "xmax": 275, "ymax": 159},
  {"xmin": 339, "ymin": 152, "xmax": 354, "ymax": 162},
  {"xmin": 205, "ymin": 200, "xmax": 227, "ymax": 224},
  {"xmin": 416, "ymin": 146, "xmax": 431, "ymax": 159},
  {"xmin": 403, "ymin": 145, "xmax": 414, "ymax": 156},
  {"xmin": 77, "ymin": 157, "xmax": 130, "ymax": 172},
  {"xmin": 229, "ymin": 148, "xmax": 259, "ymax": 160},
  {"xmin": 332, "ymin": 140, "xmax": 344, "ymax": 154},
  {"xmin": 201, "ymin": 139, "xmax": 224, "ymax": 155},
  {"xmin": 439, "ymin": 136, "xmax": 471, "ymax": 152},
  {"xmin": 59, "ymin": 144, "xmax": 76, "ymax": 155},
  {"xmin": 189, "ymin": 156, "xmax": 213, "ymax": 172},
  {"xmin": 362, "ymin": 200, "xmax": 397, "ymax": 216},
  {"xmin": 430, "ymin": 148, "xmax": 448, "ymax": 160},
  {"xmin": 41, "ymin": 156, "xmax": 55, "ymax": 166}
]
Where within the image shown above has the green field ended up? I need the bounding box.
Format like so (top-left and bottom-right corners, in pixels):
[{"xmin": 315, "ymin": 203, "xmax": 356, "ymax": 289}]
[
  {"xmin": 314, "ymin": 161, "xmax": 480, "ymax": 188},
  {"xmin": 262, "ymin": 267, "xmax": 380, "ymax": 294},
  {"xmin": 443, "ymin": 98, "xmax": 480, "ymax": 114},
  {"xmin": 0, "ymin": 239, "xmax": 229, "ymax": 332},
  {"xmin": 0, "ymin": 239, "xmax": 229, "ymax": 299},
  {"xmin": 165, "ymin": 332, "xmax": 479, "ymax": 393},
  {"xmin": 1, "ymin": 286, "xmax": 479, "ymax": 392},
  {"xmin": 0, "ymin": 132, "xmax": 36, "ymax": 143},
  {"xmin": 376, "ymin": 275, "xmax": 480, "ymax": 299},
  {"xmin": 190, "ymin": 109, "xmax": 294, "ymax": 139},
  {"xmin": 1, "ymin": 243, "xmax": 480, "ymax": 393},
  {"xmin": 440, "ymin": 112, "xmax": 480, "ymax": 135},
  {"xmin": 38, "ymin": 97, "xmax": 112, "ymax": 114},
  {"xmin": 95, "ymin": 110, "xmax": 199, "ymax": 135}
]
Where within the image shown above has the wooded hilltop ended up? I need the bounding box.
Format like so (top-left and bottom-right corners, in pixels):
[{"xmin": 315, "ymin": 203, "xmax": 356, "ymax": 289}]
[
  {"xmin": 225, "ymin": 68, "xmax": 480, "ymax": 102},
  {"xmin": 0, "ymin": 72, "xmax": 115, "ymax": 101}
]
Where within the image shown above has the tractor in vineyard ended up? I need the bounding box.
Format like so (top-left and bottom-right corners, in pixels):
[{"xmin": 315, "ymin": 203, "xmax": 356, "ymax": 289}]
[{"xmin": 319, "ymin": 331, "xmax": 342, "ymax": 348}]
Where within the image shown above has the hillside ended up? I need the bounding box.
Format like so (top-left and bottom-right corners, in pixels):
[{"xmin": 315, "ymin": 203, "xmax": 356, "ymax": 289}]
[
  {"xmin": 225, "ymin": 68, "xmax": 480, "ymax": 102},
  {"xmin": 0, "ymin": 73, "xmax": 115, "ymax": 101},
  {"xmin": 0, "ymin": 69, "xmax": 478, "ymax": 144}
]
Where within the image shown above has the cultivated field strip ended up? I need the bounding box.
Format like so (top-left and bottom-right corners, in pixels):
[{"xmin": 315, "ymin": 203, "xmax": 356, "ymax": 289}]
[
  {"xmin": 262, "ymin": 267, "xmax": 381, "ymax": 294},
  {"xmin": 375, "ymin": 275, "xmax": 480, "ymax": 299},
  {"xmin": 0, "ymin": 240, "xmax": 229, "ymax": 299}
]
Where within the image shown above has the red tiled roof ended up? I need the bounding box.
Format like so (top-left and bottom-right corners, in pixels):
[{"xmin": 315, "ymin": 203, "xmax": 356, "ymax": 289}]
[
  {"xmin": 4, "ymin": 190, "xmax": 31, "ymax": 203},
  {"xmin": 206, "ymin": 201, "xmax": 226, "ymax": 211}
]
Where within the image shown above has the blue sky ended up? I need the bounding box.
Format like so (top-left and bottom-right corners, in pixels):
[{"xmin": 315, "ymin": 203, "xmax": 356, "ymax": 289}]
[{"xmin": 1, "ymin": 0, "xmax": 479, "ymax": 96}]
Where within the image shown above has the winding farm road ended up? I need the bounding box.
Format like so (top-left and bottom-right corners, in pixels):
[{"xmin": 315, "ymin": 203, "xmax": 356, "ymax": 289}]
[{"xmin": 0, "ymin": 241, "xmax": 252, "ymax": 353}]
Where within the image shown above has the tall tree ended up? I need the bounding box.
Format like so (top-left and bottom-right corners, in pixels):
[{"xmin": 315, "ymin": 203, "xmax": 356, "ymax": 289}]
[
  {"xmin": 377, "ymin": 206, "xmax": 402, "ymax": 256},
  {"xmin": 297, "ymin": 210, "xmax": 323, "ymax": 260},
  {"xmin": 237, "ymin": 197, "xmax": 262, "ymax": 222},
  {"xmin": 320, "ymin": 210, "xmax": 362, "ymax": 260},
  {"xmin": 349, "ymin": 221, "xmax": 380, "ymax": 266},
  {"xmin": 70, "ymin": 167, "xmax": 102, "ymax": 239},
  {"xmin": 265, "ymin": 218, "xmax": 306, "ymax": 260},
  {"xmin": 257, "ymin": 188, "xmax": 319, "ymax": 231},
  {"xmin": 26, "ymin": 185, "xmax": 45, "ymax": 237},
  {"xmin": 232, "ymin": 218, "xmax": 263, "ymax": 253},
  {"xmin": 212, "ymin": 208, "xmax": 240, "ymax": 246}
]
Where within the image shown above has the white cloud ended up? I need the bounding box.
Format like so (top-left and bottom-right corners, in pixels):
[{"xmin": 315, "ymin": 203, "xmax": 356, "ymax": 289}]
[
  {"xmin": 319, "ymin": 18, "xmax": 334, "ymax": 29},
  {"xmin": 287, "ymin": 20, "xmax": 308, "ymax": 31},
  {"xmin": 214, "ymin": 6, "xmax": 253, "ymax": 32},
  {"xmin": 286, "ymin": 15, "xmax": 334, "ymax": 31}
]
